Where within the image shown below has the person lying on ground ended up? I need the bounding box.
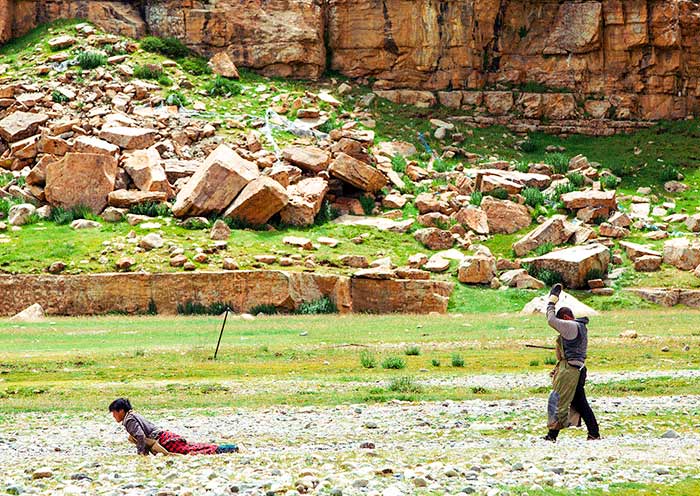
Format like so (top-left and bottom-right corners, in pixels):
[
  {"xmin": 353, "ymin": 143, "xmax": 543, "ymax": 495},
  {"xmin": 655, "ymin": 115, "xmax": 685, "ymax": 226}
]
[{"xmin": 108, "ymin": 398, "xmax": 239, "ymax": 455}]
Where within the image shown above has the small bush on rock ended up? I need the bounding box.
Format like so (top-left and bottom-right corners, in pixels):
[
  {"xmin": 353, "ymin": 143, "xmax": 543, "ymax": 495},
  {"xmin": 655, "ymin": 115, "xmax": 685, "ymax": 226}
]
[
  {"xmin": 128, "ymin": 202, "xmax": 171, "ymax": 218},
  {"xmin": 180, "ymin": 56, "xmax": 212, "ymax": 76},
  {"xmin": 566, "ymin": 172, "xmax": 585, "ymax": 188},
  {"xmin": 391, "ymin": 154, "xmax": 407, "ymax": 173},
  {"xmin": 133, "ymin": 64, "xmax": 164, "ymax": 81},
  {"xmin": 431, "ymin": 358, "xmax": 441, "ymax": 367},
  {"xmin": 522, "ymin": 187, "xmax": 545, "ymax": 208},
  {"xmin": 359, "ymin": 195, "xmax": 375, "ymax": 215},
  {"xmin": 600, "ymin": 175, "xmax": 618, "ymax": 190},
  {"xmin": 545, "ymin": 153, "xmax": 569, "ymax": 175},
  {"xmin": 205, "ymin": 75, "xmax": 241, "ymax": 97},
  {"xmin": 470, "ymin": 191, "xmax": 483, "ymax": 206},
  {"xmin": 77, "ymin": 51, "xmax": 107, "ymax": 70}
]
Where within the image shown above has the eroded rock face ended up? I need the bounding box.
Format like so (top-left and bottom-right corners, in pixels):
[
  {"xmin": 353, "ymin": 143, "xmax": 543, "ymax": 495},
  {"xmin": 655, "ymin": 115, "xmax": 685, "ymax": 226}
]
[
  {"xmin": 45, "ymin": 152, "xmax": 117, "ymax": 214},
  {"xmin": 524, "ymin": 243, "xmax": 611, "ymax": 289}
]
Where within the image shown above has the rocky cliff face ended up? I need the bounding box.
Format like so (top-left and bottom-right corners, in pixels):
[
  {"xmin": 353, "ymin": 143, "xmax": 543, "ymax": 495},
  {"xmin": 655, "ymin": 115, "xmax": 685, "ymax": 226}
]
[{"xmin": 2, "ymin": 0, "xmax": 699, "ymax": 123}]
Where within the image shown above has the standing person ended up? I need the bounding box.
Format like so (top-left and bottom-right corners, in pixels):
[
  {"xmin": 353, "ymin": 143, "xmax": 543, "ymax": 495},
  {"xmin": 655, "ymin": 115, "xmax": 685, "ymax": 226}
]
[
  {"xmin": 109, "ymin": 398, "xmax": 239, "ymax": 455},
  {"xmin": 543, "ymin": 284, "xmax": 600, "ymax": 442}
]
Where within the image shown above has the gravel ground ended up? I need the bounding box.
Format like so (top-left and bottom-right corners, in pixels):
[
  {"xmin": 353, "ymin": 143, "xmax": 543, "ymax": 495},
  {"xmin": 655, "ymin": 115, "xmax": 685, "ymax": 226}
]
[{"xmin": 2, "ymin": 394, "xmax": 699, "ymax": 496}]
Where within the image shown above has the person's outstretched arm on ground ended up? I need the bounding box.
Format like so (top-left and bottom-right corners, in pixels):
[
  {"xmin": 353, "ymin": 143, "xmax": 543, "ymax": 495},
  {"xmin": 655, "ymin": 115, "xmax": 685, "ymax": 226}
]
[{"xmin": 546, "ymin": 284, "xmax": 578, "ymax": 340}]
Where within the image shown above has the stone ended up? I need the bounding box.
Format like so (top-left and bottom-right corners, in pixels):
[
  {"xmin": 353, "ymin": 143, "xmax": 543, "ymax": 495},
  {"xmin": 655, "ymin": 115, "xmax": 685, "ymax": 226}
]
[
  {"xmin": 561, "ymin": 190, "xmax": 617, "ymax": 210},
  {"xmin": 598, "ymin": 222, "xmax": 629, "ymax": 238},
  {"xmin": 664, "ymin": 181, "xmax": 688, "ymax": 193},
  {"xmin": 222, "ymin": 258, "xmax": 239, "ymax": 270},
  {"xmin": 521, "ymin": 291, "xmax": 599, "ymax": 317},
  {"xmin": 620, "ymin": 330, "xmax": 638, "ymax": 339},
  {"xmin": 284, "ymin": 236, "xmax": 313, "ymax": 250},
  {"xmin": 317, "ymin": 237, "xmax": 339, "ymax": 247},
  {"xmin": 208, "ymin": 51, "xmax": 240, "ymax": 78},
  {"xmin": 173, "ymin": 144, "xmax": 259, "ymax": 217},
  {"xmin": 480, "ymin": 196, "xmax": 531, "ymax": 234},
  {"xmin": 0, "ymin": 111, "xmax": 49, "ymax": 142},
  {"xmin": 8, "ymin": 203, "xmax": 36, "ymax": 226},
  {"xmin": 70, "ymin": 219, "xmax": 101, "ymax": 230},
  {"xmin": 340, "ymin": 255, "xmax": 369, "ymax": 268},
  {"xmin": 453, "ymin": 206, "xmax": 489, "ymax": 235},
  {"xmin": 512, "ymin": 216, "xmax": 576, "ymax": 257},
  {"xmin": 373, "ymin": 141, "xmax": 417, "ymax": 158},
  {"xmin": 31, "ymin": 467, "xmax": 53, "ymax": 479},
  {"xmin": 48, "ymin": 35, "xmax": 75, "ymax": 50},
  {"xmin": 282, "ymin": 146, "xmax": 330, "ymax": 173},
  {"xmin": 634, "ymin": 255, "xmax": 663, "ymax": 272},
  {"xmin": 524, "ymin": 243, "xmax": 611, "ymax": 289},
  {"xmin": 99, "ymin": 126, "xmax": 158, "ymax": 150},
  {"xmin": 383, "ymin": 194, "xmax": 406, "ymax": 209},
  {"xmin": 45, "ymin": 153, "xmax": 118, "ymax": 214},
  {"xmin": 210, "ymin": 219, "xmax": 231, "ymax": 240},
  {"xmin": 47, "ymin": 261, "xmax": 66, "ymax": 274},
  {"xmin": 329, "ymin": 153, "xmax": 387, "ymax": 192},
  {"xmin": 686, "ymin": 214, "xmax": 700, "ymax": 232},
  {"xmin": 115, "ymin": 257, "xmax": 135, "ymax": 271},
  {"xmin": 661, "ymin": 429, "xmax": 681, "ymax": 439},
  {"xmin": 122, "ymin": 148, "xmax": 173, "ymax": 197},
  {"xmin": 108, "ymin": 190, "xmax": 168, "ymax": 209},
  {"xmin": 620, "ymin": 241, "xmax": 662, "ymax": 261},
  {"xmin": 408, "ymin": 253, "xmax": 428, "ymax": 268},
  {"xmin": 224, "ymin": 176, "xmax": 289, "ymax": 225},
  {"xmin": 333, "ymin": 214, "xmax": 414, "ymax": 233},
  {"xmin": 414, "ymin": 228, "xmax": 454, "ymax": 251},
  {"xmin": 663, "ymin": 238, "xmax": 700, "ymax": 270},
  {"xmin": 458, "ymin": 255, "xmax": 497, "ymax": 285},
  {"xmin": 279, "ymin": 177, "xmax": 328, "ymax": 226},
  {"xmin": 10, "ymin": 303, "xmax": 46, "ymax": 322},
  {"xmin": 139, "ymin": 233, "xmax": 164, "ymax": 251},
  {"xmin": 424, "ymin": 255, "xmax": 450, "ymax": 273}
]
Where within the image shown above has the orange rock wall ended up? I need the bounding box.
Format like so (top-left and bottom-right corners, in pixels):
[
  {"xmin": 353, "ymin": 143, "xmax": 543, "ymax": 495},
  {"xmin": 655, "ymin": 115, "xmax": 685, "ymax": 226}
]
[{"xmin": 0, "ymin": 271, "xmax": 454, "ymax": 316}]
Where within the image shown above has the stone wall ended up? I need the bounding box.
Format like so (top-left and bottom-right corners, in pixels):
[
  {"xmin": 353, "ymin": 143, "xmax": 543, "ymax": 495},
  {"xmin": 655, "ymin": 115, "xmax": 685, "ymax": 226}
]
[
  {"xmin": 2, "ymin": 0, "xmax": 700, "ymax": 125},
  {"xmin": 0, "ymin": 271, "xmax": 454, "ymax": 316}
]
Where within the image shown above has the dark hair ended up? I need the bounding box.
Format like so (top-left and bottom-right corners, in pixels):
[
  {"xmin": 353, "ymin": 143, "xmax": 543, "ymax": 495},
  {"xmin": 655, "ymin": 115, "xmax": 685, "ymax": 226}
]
[
  {"xmin": 108, "ymin": 398, "xmax": 132, "ymax": 412},
  {"xmin": 556, "ymin": 307, "xmax": 574, "ymax": 320}
]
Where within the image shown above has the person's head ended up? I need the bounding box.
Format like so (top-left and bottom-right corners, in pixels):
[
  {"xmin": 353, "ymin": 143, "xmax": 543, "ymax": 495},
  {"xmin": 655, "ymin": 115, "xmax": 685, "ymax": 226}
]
[
  {"xmin": 108, "ymin": 398, "xmax": 132, "ymax": 423},
  {"xmin": 556, "ymin": 307, "xmax": 575, "ymax": 321}
]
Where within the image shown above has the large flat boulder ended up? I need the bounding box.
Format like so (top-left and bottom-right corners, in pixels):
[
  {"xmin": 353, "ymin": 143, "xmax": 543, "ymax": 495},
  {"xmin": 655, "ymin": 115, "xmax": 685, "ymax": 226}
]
[
  {"xmin": 457, "ymin": 255, "xmax": 497, "ymax": 285},
  {"xmin": 512, "ymin": 215, "xmax": 576, "ymax": 257},
  {"xmin": 453, "ymin": 206, "xmax": 489, "ymax": 235},
  {"xmin": 99, "ymin": 126, "xmax": 158, "ymax": 150},
  {"xmin": 561, "ymin": 190, "xmax": 617, "ymax": 211},
  {"xmin": 328, "ymin": 152, "xmax": 387, "ymax": 192},
  {"xmin": 279, "ymin": 177, "xmax": 328, "ymax": 226},
  {"xmin": 620, "ymin": 241, "xmax": 661, "ymax": 261},
  {"xmin": 45, "ymin": 152, "xmax": 118, "ymax": 214},
  {"xmin": 333, "ymin": 214, "xmax": 414, "ymax": 233},
  {"xmin": 663, "ymin": 237, "xmax": 700, "ymax": 270},
  {"xmin": 414, "ymin": 227, "xmax": 454, "ymax": 250},
  {"xmin": 282, "ymin": 146, "xmax": 330, "ymax": 174},
  {"xmin": 523, "ymin": 243, "xmax": 610, "ymax": 289},
  {"xmin": 0, "ymin": 111, "xmax": 49, "ymax": 142},
  {"xmin": 108, "ymin": 189, "xmax": 168, "ymax": 208},
  {"xmin": 521, "ymin": 291, "xmax": 599, "ymax": 317},
  {"xmin": 73, "ymin": 135, "xmax": 120, "ymax": 157},
  {"xmin": 223, "ymin": 176, "xmax": 289, "ymax": 225},
  {"xmin": 481, "ymin": 196, "xmax": 531, "ymax": 234},
  {"xmin": 122, "ymin": 148, "xmax": 174, "ymax": 198},
  {"xmin": 475, "ymin": 169, "xmax": 551, "ymax": 193},
  {"xmin": 172, "ymin": 144, "xmax": 259, "ymax": 217}
]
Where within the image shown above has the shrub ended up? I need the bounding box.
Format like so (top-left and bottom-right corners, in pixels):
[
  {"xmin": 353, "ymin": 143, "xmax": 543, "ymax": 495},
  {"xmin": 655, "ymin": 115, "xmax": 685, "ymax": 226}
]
[
  {"xmin": 545, "ymin": 153, "xmax": 569, "ymax": 175},
  {"xmin": 515, "ymin": 161, "xmax": 530, "ymax": 173},
  {"xmin": 659, "ymin": 165, "xmax": 680, "ymax": 182},
  {"xmin": 431, "ymin": 358, "xmax": 441, "ymax": 367},
  {"xmin": 48, "ymin": 205, "xmax": 94, "ymax": 225},
  {"xmin": 165, "ymin": 91, "xmax": 188, "ymax": 107},
  {"xmin": 249, "ymin": 304, "xmax": 278, "ymax": 315},
  {"xmin": 529, "ymin": 360, "xmax": 540, "ymax": 367},
  {"xmin": 133, "ymin": 64, "xmax": 164, "ymax": 80},
  {"xmin": 471, "ymin": 386, "xmax": 489, "ymax": 394},
  {"xmin": 359, "ymin": 195, "xmax": 375, "ymax": 215},
  {"xmin": 548, "ymin": 182, "xmax": 577, "ymax": 202},
  {"xmin": 0, "ymin": 172, "xmax": 13, "ymax": 188},
  {"xmin": 469, "ymin": 191, "xmax": 483, "ymax": 206},
  {"xmin": 140, "ymin": 36, "xmax": 191, "ymax": 59},
  {"xmin": 147, "ymin": 299, "xmax": 158, "ymax": 316},
  {"xmin": 522, "ymin": 187, "xmax": 545, "ymax": 208},
  {"xmin": 317, "ymin": 116, "xmax": 338, "ymax": 134},
  {"xmin": 544, "ymin": 356, "xmax": 557, "ymax": 365},
  {"xmin": 204, "ymin": 75, "xmax": 242, "ymax": 97},
  {"xmin": 451, "ymin": 353, "xmax": 465, "ymax": 367},
  {"xmin": 391, "ymin": 154, "xmax": 407, "ymax": 173},
  {"xmin": 533, "ymin": 242, "xmax": 554, "ymax": 257},
  {"xmin": 433, "ymin": 159, "xmax": 451, "ymax": 173},
  {"xmin": 157, "ymin": 75, "xmax": 173, "ymax": 87},
  {"xmin": 529, "ymin": 267, "xmax": 563, "ymax": 286},
  {"xmin": 294, "ymin": 297, "xmax": 338, "ymax": 315},
  {"xmin": 519, "ymin": 140, "xmax": 536, "ymax": 153},
  {"xmin": 381, "ymin": 356, "xmax": 406, "ymax": 370},
  {"xmin": 566, "ymin": 172, "xmax": 585, "ymax": 188},
  {"xmin": 404, "ymin": 346, "xmax": 421, "ymax": 356},
  {"xmin": 485, "ymin": 187, "xmax": 509, "ymax": 200},
  {"xmin": 176, "ymin": 301, "xmax": 230, "ymax": 315},
  {"xmin": 51, "ymin": 90, "xmax": 69, "ymax": 104},
  {"xmin": 360, "ymin": 351, "xmax": 377, "ymax": 369},
  {"xmin": 586, "ymin": 268, "xmax": 605, "ymax": 282},
  {"xmin": 128, "ymin": 202, "xmax": 171, "ymax": 218},
  {"xmin": 600, "ymin": 175, "xmax": 618, "ymax": 191},
  {"xmin": 179, "ymin": 56, "xmax": 212, "ymax": 76},
  {"xmin": 77, "ymin": 51, "xmax": 107, "ymax": 70},
  {"xmin": 387, "ymin": 376, "xmax": 423, "ymax": 393},
  {"xmin": 314, "ymin": 200, "xmax": 340, "ymax": 226}
]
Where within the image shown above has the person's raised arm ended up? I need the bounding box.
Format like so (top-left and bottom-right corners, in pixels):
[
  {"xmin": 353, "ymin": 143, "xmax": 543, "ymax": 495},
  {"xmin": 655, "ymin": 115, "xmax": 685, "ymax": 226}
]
[{"xmin": 546, "ymin": 284, "xmax": 579, "ymax": 340}]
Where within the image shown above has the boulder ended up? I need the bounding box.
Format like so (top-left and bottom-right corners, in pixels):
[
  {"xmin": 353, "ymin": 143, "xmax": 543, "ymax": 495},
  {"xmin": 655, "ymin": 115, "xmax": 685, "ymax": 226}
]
[
  {"xmin": 108, "ymin": 190, "xmax": 168, "ymax": 208},
  {"xmin": 0, "ymin": 111, "xmax": 49, "ymax": 142},
  {"xmin": 210, "ymin": 219, "xmax": 231, "ymax": 240},
  {"xmin": 475, "ymin": 169, "xmax": 551, "ymax": 192},
  {"xmin": 122, "ymin": 148, "xmax": 174, "ymax": 198},
  {"xmin": 424, "ymin": 255, "xmax": 450, "ymax": 273},
  {"xmin": 620, "ymin": 241, "xmax": 662, "ymax": 261},
  {"xmin": 282, "ymin": 146, "xmax": 330, "ymax": 173},
  {"xmin": 457, "ymin": 255, "xmax": 497, "ymax": 284},
  {"xmin": 8, "ymin": 203, "xmax": 36, "ymax": 226},
  {"xmin": 523, "ymin": 243, "xmax": 611, "ymax": 289},
  {"xmin": 73, "ymin": 136, "xmax": 121, "ymax": 157},
  {"xmin": 172, "ymin": 144, "xmax": 259, "ymax": 217},
  {"xmin": 481, "ymin": 196, "xmax": 531, "ymax": 234},
  {"xmin": 634, "ymin": 255, "xmax": 662, "ymax": 272},
  {"xmin": 521, "ymin": 291, "xmax": 599, "ymax": 317},
  {"xmin": 10, "ymin": 303, "xmax": 46, "ymax": 322},
  {"xmin": 45, "ymin": 153, "xmax": 118, "ymax": 214},
  {"xmin": 208, "ymin": 51, "xmax": 240, "ymax": 79},
  {"xmin": 663, "ymin": 237, "xmax": 700, "ymax": 270},
  {"xmin": 512, "ymin": 215, "xmax": 576, "ymax": 257},
  {"xmin": 223, "ymin": 176, "xmax": 289, "ymax": 225},
  {"xmin": 139, "ymin": 233, "xmax": 164, "ymax": 251},
  {"xmin": 499, "ymin": 269, "xmax": 545, "ymax": 289},
  {"xmin": 283, "ymin": 236, "xmax": 313, "ymax": 250},
  {"xmin": 279, "ymin": 177, "xmax": 329, "ymax": 226},
  {"xmin": 340, "ymin": 255, "xmax": 369, "ymax": 268},
  {"xmin": 70, "ymin": 219, "xmax": 101, "ymax": 230},
  {"xmin": 598, "ymin": 222, "xmax": 629, "ymax": 238},
  {"xmin": 453, "ymin": 206, "xmax": 489, "ymax": 235},
  {"xmin": 686, "ymin": 214, "xmax": 700, "ymax": 233},
  {"xmin": 328, "ymin": 153, "xmax": 387, "ymax": 192},
  {"xmin": 561, "ymin": 190, "xmax": 617, "ymax": 211},
  {"xmin": 99, "ymin": 126, "xmax": 158, "ymax": 150},
  {"xmin": 413, "ymin": 228, "xmax": 454, "ymax": 250}
]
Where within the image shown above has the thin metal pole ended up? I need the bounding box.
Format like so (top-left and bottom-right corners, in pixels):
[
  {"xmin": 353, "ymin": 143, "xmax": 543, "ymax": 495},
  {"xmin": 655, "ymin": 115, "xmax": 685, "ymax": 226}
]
[
  {"xmin": 213, "ymin": 307, "xmax": 229, "ymax": 360},
  {"xmin": 525, "ymin": 344, "xmax": 556, "ymax": 350}
]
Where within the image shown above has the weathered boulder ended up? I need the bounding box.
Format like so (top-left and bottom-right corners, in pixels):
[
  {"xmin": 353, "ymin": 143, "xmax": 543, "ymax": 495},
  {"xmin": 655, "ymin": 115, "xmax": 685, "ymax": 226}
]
[
  {"xmin": 481, "ymin": 196, "xmax": 531, "ymax": 234},
  {"xmin": 99, "ymin": 126, "xmax": 158, "ymax": 150},
  {"xmin": 598, "ymin": 222, "xmax": 629, "ymax": 238},
  {"xmin": 512, "ymin": 215, "xmax": 576, "ymax": 257},
  {"xmin": 223, "ymin": 176, "xmax": 289, "ymax": 225},
  {"xmin": 499, "ymin": 269, "xmax": 545, "ymax": 289},
  {"xmin": 328, "ymin": 153, "xmax": 387, "ymax": 192},
  {"xmin": 122, "ymin": 148, "xmax": 174, "ymax": 198},
  {"xmin": 457, "ymin": 255, "xmax": 497, "ymax": 285},
  {"xmin": 73, "ymin": 135, "xmax": 120, "ymax": 157},
  {"xmin": 139, "ymin": 233, "xmax": 164, "ymax": 251},
  {"xmin": 521, "ymin": 291, "xmax": 599, "ymax": 317},
  {"xmin": 634, "ymin": 255, "xmax": 663, "ymax": 272},
  {"xmin": 45, "ymin": 153, "xmax": 118, "ymax": 214},
  {"xmin": 172, "ymin": 144, "xmax": 259, "ymax": 218},
  {"xmin": 686, "ymin": 214, "xmax": 700, "ymax": 233},
  {"xmin": 663, "ymin": 237, "xmax": 700, "ymax": 271},
  {"xmin": 561, "ymin": 190, "xmax": 617, "ymax": 211},
  {"xmin": 210, "ymin": 219, "xmax": 231, "ymax": 240},
  {"xmin": 208, "ymin": 51, "xmax": 240, "ymax": 78},
  {"xmin": 282, "ymin": 146, "xmax": 330, "ymax": 173},
  {"xmin": 413, "ymin": 228, "xmax": 454, "ymax": 251},
  {"xmin": 453, "ymin": 206, "xmax": 489, "ymax": 235},
  {"xmin": 524, "ymin": 243, "xmax": 611, "ymax": 289},
  {"xmin": 108, "ymin": 190, "xmax": 168, "ymax": 208},
  {"xmin": 475, "ymin": 169, "xmax": 551, "ymax": 193},
  {"xmin": 620, "ymin": 241, "xmax": 662, "ymax": 261},
  {"xmin": 10, "ymin": 303, "xmax": 46, "ymax": 322},
  {"xmin": 8, "ymin": 203, "xmax": 36, "ymax": 226},
  {"xmin": 0, "ymin": 111, "xmax": 49, "ymax": 142},
  {"xmin": 279, "ymin": 177, "xmax": 328, "ymax": 226}
]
